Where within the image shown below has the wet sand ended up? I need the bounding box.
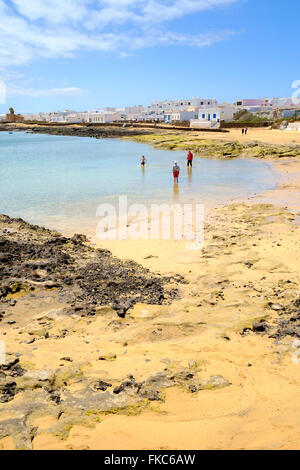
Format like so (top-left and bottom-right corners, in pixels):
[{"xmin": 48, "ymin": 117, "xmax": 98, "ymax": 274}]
[{"xmin": 0, "ymin": 129, "xmax": 299, "ymax": 450}]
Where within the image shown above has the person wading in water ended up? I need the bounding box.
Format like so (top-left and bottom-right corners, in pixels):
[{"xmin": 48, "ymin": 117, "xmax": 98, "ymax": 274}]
[
  {"xmin": 140, "ymin": 155, "xmax": 147, "ymax": 166},
  {"xmin": 173, "ymin": 161, "xmax": 180, "ymax": 183},
  {"xmin": 187, "ymin": 150, "xmax": 193, "ymax": 168}
]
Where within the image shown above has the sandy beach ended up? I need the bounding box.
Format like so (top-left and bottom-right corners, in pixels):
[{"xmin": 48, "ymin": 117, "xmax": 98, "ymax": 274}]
[
  {"xmin": 1, "ymin": 0, "xmax": 300, "ymax": 454},
  {"xmin": 0, "ymin": 127, "xmax": 299, "ymax": 450},
  {"xmin": 178, "ymin": 127, "xmax": 300, "ymax": 146}
]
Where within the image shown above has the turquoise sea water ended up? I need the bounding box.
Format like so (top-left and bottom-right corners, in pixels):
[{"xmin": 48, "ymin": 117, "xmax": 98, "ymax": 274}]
[{"xmin": 0, "ymin": 131, "xmax": 279, "ymax": 235}]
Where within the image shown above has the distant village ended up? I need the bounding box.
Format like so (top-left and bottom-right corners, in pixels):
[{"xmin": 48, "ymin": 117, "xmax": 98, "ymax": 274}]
[{"xmin": 1, "ymin": 96, "xmax": 300, "ymax": 130}]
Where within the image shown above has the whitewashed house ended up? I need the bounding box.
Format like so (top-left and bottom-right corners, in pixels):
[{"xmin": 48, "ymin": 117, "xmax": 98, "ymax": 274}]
[
  {"xmin": 164, "ymin": 110, "xmax": 199, "ymax": 123},
  {"xmin": 217, "ymin": 105, "xmax": 237, "ymax": 121},
  {"xmin": 86, "ymin": 112, "xmax": 105, "ymax": 123},
  {"xmin": 23, "ymin": 112, "xmax": 51, "ymax": 121},
  {"xmin": 86, "ymin": 111, "xmax": 123, "ymax": 123},
  {"xmin": 190, "ymin": 105, "xmax": 236, "ymax": 129},
  {"xmin": 150, "ymin": 98, "xmax": 217, "ymax": 114},
  {"xmin": 65, "ymin": 112, "xmax": 88, "ymax": 123},
  {"xmin": 190, "ymin": 108, "xmax": 221, "ymax": 129},
  {"xmin": 24, "ymin": 111, "xmax": 73, "ymax": 122}
]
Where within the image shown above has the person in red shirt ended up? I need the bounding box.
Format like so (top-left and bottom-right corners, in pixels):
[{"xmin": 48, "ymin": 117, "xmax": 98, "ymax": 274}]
[{"xmin": 187, "ymin": 150, "xmax": 193, "ymax": 167}]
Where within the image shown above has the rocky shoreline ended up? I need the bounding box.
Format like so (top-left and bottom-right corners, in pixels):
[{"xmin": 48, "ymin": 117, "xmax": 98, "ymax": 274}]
[
  {"xmin": 125, "ymin": 132, "xmax": 300, "ymax": 159},
  {"xmin": 2, "ymin": 122, "xmax": 299, "ymax": 159},
  {"xmin": 0, "ymin": 123, "xmax": 163, "ymax": 139},
  {"xmin": 0, "ymin": 214, "xmax": 181, "ymax": 319}
]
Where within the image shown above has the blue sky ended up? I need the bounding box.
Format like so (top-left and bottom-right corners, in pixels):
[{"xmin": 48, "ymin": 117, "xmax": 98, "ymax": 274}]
[{"xmin": 0, "ymin": 0, "xmax": 299, "ymax": 113}]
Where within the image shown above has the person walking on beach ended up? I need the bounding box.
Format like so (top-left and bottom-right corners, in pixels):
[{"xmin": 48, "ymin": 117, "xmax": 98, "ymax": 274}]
[
  {"xmin": 173, "ymin": 161, "xmax": 180, "ymax": 183},
  {"xmin": 242, "ymin": 128, "xmax": 245, "ymax": 135},
  {"xmin": 140, "ymin": 155, "xmax": 147, "ymax": 166},
  {"xmin": 187, "ymin": 150, "xmax": 193, "ymax": 167},
  {"xmin": 245, "ymin": 127, "xmax": 248, "ymax": 135}
]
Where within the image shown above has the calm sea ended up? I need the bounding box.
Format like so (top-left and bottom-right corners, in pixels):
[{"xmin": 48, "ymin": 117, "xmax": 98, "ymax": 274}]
[{"xmin": 0, "ymin": 131, "xmax": 280, "ymax": 235}]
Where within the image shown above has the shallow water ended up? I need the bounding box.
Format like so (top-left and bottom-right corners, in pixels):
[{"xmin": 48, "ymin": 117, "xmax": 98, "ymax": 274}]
[{"xmin": 0, "ymin": 131, "xmax": 280, "ymax": 235}]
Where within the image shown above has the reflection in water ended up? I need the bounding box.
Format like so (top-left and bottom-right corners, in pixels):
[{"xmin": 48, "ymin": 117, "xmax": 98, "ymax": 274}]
[
  {"xmin": 173, "ymin": 182, "xmax": 179, "ymax": 201},
  {"xmin": 141, "ymin": 163, "xmax": 145, "ymax": 178},
  {"xmin": 187, "ymin": 166, "xmax": 193, "ymax": 184}
]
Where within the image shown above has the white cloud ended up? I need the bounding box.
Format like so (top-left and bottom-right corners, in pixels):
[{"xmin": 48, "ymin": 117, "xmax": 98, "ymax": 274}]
[
  {"xmin": 0, "ymin": 68, "xmax": 24, "ymax": 81},
  {"xmin": 119, "ymin": 52, "xmax": 134, "ymax": 58},
  {"xmin": 10, "ymin": 0, "xmax": 239, "ymax": 27},
  {"xmin": 129, "ymin": 29, "xmax": 235, "ymax": 49},
  {"xmin": 0, "ymin": 0, "xmax": 240, "ymax": 67},
  {"xmin": 10, "ymin": 0, "xmax": 91, "ymax": 25}
]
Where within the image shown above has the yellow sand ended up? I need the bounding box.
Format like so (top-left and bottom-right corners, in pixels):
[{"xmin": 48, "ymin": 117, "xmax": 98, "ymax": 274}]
[
  {"xmin": 186, "ymin": 127, "xmax": 300, "ymax": 146},
  {"xmin": 1, "ymin": 128, "xmax": 300, "ymax": 450}
]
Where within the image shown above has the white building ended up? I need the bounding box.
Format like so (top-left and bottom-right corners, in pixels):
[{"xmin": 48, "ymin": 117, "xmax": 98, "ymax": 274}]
[
  {"xmin": 217, "ymin": 105, "xmax": 237, "ymax": 121},
  {"xmin": 48, "ymin": 111, "xmax": 71, "ymax": 122},
  {"xmin": 65, "ymin": 112, "xmax": 88, "ymax": 123},
  {"xmin": 235, "ymin": 97, "xmax": 300, "ymax": 113},
  {"xmin": 86, "ymin": 112, "xmax": 104, "ymax": 123},
  {"xmin": 86, "ymin": 111, "xmax": 123, "ymax": 123},
  {"xmin": 190, "ymin": 108, "xmax": 221, "ymax": 129},
  {"xmin": 236, "ymin": 98, "xmax": 271, "ymax": 109},
  {"xmin": 23, "ymin": 111, "xmax": 72, "ymax": 122},
  {"xmin": 150, "ymin": 98, "xmax": 217, "ymax": 114},
  {"xmin": 124, "ymin": 105, "xmax": 146, "ymax": 117},
  {"xmin": 23, "ymin": 112, "xmax": 49, "ymax": 121},
  {"xmin": 190, "ymin": 105, "xmax": 236, "ymax": 129},
  {"xmin": 164, "ymin": 110, "xmax": 199, "ymax": 123}
]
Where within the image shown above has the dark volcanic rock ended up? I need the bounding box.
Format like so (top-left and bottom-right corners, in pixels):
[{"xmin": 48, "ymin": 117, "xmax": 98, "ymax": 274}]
[
  {"xmin": 92, "ymin": 380, "xmax": 112, "ymax": 392},
  {"xmin": 0, "ymin": 380, "xmax": 17, "ymax": 403},
  {"xmin": 0, "ymin": 124, "xmax": 158, "ymax": 140},
  {"xmin": 0, "ymin": 214, "xmax": 181, "ymax": 316},
  {"xmin": 252, "ymin": 321, "xmax": 268, "ymax": 333},
  {"xmin": 241, "ymin": 298, "xmax": 300, "ymax": 341},
  {"xmin": 0, "ymin": 358, "xmax": 25, "ymax": 377},
  {"xmin": 113, "ymin": 375, "xmax": 139, "ymax": 394}
]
